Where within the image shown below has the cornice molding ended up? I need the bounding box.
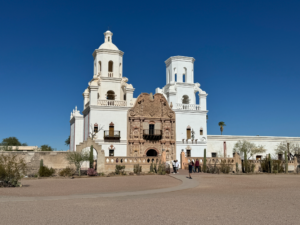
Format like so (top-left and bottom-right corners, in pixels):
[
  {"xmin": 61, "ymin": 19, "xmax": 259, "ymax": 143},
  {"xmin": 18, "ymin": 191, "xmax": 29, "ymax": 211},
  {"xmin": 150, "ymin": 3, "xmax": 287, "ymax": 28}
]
[
  {"xmin": 165, "ymin": 56, "xmax": 195, "ymax": 66},
  {"xmin": 207, "ymin": 135, "xmax": 300, "ymax": 142},
  {"xmin": 92, "ymin": 49, "xmax": 124, "ymax": 58}
]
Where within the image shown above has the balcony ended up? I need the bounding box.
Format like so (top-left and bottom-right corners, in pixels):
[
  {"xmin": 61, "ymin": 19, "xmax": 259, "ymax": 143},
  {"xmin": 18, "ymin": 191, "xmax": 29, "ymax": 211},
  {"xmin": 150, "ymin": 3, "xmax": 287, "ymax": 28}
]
[
  {"xmin": 176, "ymin": 103, "xmax": 200, "ymax": 111},
  {"xmin": 143, "ymin": 129, "xmax": 162, "ymax": 140},
  {"xmin": 98, "ymin": 100, "xmax": 127, "ymax": 107},
  {"xmin": 104, "ymin": 130, "xmax": 121, "ymax": 142}
]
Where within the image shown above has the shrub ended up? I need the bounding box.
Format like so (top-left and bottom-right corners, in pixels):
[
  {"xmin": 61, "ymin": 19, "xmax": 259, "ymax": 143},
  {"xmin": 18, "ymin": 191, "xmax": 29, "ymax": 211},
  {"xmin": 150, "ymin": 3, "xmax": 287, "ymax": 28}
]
[
  {"xmin": 115, "ymin": 165, "xmax": 125, "ymax": 175},
  {"xmin": 59, "ymin": 167, "xmax": 75, "ymax": 177},
  {"xmin": 0, "ymin": 154, "xmax": 27, "ymax": 187},
  {"xmin": 134, "ymin": 164, "xmax": 142, "ymax": 174},
  {"xmin": 207, "ymin": 163, "xmax": 220, "ymax": 174},
  {"xmin": 220, "ymin": 160, "xmax": 232, "ymax": 174},
  {"xmin": 261, "ymin": 158, "xmax": 284, "ymax": 173},
  {"xmin": 157, "ymin": 161, "xmax": 166, "ymax": 175},
  {"xmin": 87, "ymin": 168, "xmax": 97, "ymax": 176},
  {"xmin": 39, "ymin": 166, "xmax": 55, "ymax": 177}
]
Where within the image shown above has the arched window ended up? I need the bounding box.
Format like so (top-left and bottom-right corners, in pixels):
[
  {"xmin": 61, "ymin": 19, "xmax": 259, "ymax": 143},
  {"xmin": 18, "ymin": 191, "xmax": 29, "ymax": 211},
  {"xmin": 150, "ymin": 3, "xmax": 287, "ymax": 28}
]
[
  {"xmin": 175, "ymin": 74, "xmax": 177, "ymax": 82},
  {"xmin": 108, "ymin": 61, "xmax": 113, "ymax": 77},
  {"xmin": 200, "ymin": 128, "xmax": 203, "ymax": 135},
  {"xmin": 108, "ymin": 37, "xmax": 110, "ymax": 42},
  {"xmin": 107, "ymin": 90, "xmax": 115, "ymax": 100},
  {"xmin": 94, "ymin": 123, "xmax": 98, "ymax": 133},
  {"xmin": 187, "ymin": 126, "xmax": 191, "ymax": 139},
  {"xmin": 109, "ymin": 122, "xmax": 114, "ymax": 137},
  {"xmin": 183, "ymin": 67, "xmax": 187, "ymax": 82},
  {"xmin": 182, "ymin": 95, "xmax": 189, "ymax": 104}
]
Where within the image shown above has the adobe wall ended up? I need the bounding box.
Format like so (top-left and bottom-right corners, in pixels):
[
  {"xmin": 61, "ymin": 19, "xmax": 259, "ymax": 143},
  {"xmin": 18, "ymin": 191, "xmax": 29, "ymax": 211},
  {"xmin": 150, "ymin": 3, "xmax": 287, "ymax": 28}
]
[{"xmin": 0, "ymin": 151, "xmax": 73, "ymax": 176}]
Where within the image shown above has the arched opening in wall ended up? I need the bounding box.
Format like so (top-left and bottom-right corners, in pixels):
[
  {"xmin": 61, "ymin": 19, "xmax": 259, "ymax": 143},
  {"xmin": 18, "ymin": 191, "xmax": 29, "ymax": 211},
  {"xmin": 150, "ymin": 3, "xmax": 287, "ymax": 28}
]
[
  {"xmin": 108, "ymin": 61, "xmax": 113, "ymax": 77},
  {"xmin": 108, "ymin": 36, "xmax": 110, "ymax": 42},
  {"xmin": 183, "ymin": 67, "xmax": 187, "ymax": 82},
  {"xmin": 195, "ymin": 91, "xmax": 199, "ymax": 105},
  {"xmin": 146, "ymin": 149, "xmax": 157, "ymax": 156},
  {"xmin": 109, "ymin": 122, "xmax": 114, "ymax": 137},
  {"xmin": 187, "ymin": 126, "xmax": 191, "ymax": 139},
  {"xmin": 175, "ymin": 74, "xmax": 177, "ymax": 82},
  {"xmin": 94, "ymin": 123, "xmax": 98, "ymax": 133},
  {"xmin": 182, "ymin": 95, "xmax": 189, "ymax": 104},
  {"xmin": 107, "ymin": 90, "xmax": 115, "ymax": 100},
  {"xmin": 98, "ymin": 61, "xmax": 101, "ymax": 75},
  {"xmin": 119, "ymin": 63, "xmax": 122, "ymax": 77}
]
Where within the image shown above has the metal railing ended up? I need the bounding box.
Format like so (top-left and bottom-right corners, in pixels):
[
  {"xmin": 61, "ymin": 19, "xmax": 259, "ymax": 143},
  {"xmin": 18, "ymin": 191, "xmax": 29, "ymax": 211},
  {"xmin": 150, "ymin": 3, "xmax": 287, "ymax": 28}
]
[
  {"xmin": 104, "ymin": 130, "xmax": 120, "ymax": 138},
  {"xmin": 143, "ymin": 129, "xmax": 162, "ymax": 135},
  {"xmin": 176, "ymin": 103, "xmax": 201, "ymax": 111}
]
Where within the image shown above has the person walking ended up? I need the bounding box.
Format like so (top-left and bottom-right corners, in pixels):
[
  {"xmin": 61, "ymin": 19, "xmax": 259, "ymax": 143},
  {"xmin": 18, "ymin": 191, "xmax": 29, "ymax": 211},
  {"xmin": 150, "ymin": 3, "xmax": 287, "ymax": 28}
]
[
  {"xmin": 192, "ymin": 160, "xmax": 195, "ymax": 173},
  {"xmin": 175, "ymin": 160, "xmax": 180, "ymax": 174},
  {"xmin": 195, "ymin": 159, "xmax": 200, "ymax": 173},
  {"xmin": 188, "ymin": 161, "xmax": 193, "ymax": 179},
  {"xmin": 172, "ymin": 160, "xmax": 176, "ymax": 174}
]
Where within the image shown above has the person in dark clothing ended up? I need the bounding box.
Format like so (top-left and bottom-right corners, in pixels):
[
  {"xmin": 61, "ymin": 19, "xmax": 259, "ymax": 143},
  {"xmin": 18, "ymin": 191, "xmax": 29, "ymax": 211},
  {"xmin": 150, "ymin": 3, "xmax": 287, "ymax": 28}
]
[
  {"xmin": 188, "ymin": 161, "xmax": 193, "ymax": 179},
  {"xmin": 195, "ymin": 159, "xmax": 200, "ymax": 173}
]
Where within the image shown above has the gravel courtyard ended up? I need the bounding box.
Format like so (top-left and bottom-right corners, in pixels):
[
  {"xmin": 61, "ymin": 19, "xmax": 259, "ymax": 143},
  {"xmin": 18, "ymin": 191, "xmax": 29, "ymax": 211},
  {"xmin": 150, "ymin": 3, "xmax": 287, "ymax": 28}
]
[{"xmin": 1, "ymin": 171, "xmax": 300, "ymax": 225}]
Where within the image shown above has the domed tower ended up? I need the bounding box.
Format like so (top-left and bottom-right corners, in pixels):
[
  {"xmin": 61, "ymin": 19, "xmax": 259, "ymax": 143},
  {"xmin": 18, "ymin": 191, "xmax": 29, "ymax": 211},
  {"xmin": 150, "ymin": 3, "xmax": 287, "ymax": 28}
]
[
  {"xmin": 156, "ymin": 56, "xmax": 208, "ymax": 163},
  {"xmin": 70, "ymin": 31, "xmax": 136, "ymax": 153}
]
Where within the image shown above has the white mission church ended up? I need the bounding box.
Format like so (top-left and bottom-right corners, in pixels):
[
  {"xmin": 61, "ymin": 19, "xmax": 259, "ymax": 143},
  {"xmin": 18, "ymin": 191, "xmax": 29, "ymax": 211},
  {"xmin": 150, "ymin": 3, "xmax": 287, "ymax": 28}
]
[{"xmin": 70, "ymin": 31, "xmax": 300, "ymax": 165}]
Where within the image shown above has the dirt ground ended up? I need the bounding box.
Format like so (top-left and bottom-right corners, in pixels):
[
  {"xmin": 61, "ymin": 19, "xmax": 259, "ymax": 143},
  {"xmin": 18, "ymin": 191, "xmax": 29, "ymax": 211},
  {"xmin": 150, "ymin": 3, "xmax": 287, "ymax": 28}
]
[
  {"xmin": 1, "ymin": 171, "xmax": 300, "ymax": 225},
  {"xmin": 0, "ymin": 175, "xmax": 180, "ymax": 197}
]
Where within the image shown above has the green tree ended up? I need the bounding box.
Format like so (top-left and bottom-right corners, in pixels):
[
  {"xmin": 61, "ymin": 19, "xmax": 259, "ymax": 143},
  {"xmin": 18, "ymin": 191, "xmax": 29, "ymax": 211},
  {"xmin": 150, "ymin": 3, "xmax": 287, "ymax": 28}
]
[
  {"xmin": 65, "ymin": 151, "xmax": 90, "ymax": 176},
  {"xmin": 218, "ymin": 122, "xmax": 226, "ymax": 135},
  {"xmin": 65, "ymin": 136, "xmax": 70, "ymax": 146},
  {"xmin": 275, "ymin": 142, "xmax": 300, "ymax": 157},
  {"xmin": 233, "ymin": 140, "xmax": 266, "ymax": 160},
  {"xmin": 1, "ymin": 137, "xmax": 27, "ymax": 146},
  {"xmin": 40, "ymin": 145, "xmax": 54, "ymax": 151}
]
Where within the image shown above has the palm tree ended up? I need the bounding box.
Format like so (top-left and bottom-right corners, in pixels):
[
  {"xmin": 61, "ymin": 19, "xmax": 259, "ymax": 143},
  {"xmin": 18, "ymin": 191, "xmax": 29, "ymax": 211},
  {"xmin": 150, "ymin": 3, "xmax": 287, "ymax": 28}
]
[{"xmin": 218, "ymin": 121, "xmax": 226, "ymax": 135}]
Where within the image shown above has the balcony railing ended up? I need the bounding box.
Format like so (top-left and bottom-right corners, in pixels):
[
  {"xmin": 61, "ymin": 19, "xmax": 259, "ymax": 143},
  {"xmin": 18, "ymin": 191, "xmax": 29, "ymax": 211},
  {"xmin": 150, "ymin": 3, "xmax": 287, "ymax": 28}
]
[
  {"xmin": 98, "ymin": 100, "xmax": 127, "ymax": 107},
  {"xmin": 176, "ymin": 103, "xmax": 200, "ymax": 111},
  {"xmin": 108, "ymin": 72, "xmax": 113, "ymax": 77},
  {"xmin": 104, "ymin": 130, "xmax": 121, "ymax": 141},
  {"xmin": 143, "ymin": 129, "xmax": 162, "ymax": 140}
]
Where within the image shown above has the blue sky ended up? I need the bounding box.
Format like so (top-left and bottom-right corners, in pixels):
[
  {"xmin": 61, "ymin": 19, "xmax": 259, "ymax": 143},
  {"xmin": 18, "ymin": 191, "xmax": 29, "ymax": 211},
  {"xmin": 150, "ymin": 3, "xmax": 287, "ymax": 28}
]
[{"xmin": 0, "ymin": 0, "xmax": 299, "ymax": 150}]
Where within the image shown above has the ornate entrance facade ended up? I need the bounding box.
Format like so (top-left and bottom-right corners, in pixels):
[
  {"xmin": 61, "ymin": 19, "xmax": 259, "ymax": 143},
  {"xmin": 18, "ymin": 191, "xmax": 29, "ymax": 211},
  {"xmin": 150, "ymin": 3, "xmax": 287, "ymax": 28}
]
[{"xmin": 127, "ymin": 93, "xmax": 176, "ymax": 159}]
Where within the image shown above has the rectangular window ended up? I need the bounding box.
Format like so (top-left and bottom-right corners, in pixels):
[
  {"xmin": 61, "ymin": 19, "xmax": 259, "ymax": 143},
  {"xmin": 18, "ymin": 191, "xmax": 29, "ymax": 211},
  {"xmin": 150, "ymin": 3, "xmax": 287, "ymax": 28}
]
[
  {"xmin": 109, "ymin": 150, "xmax": 114, "ymax": 156},
  {"xmin": 211, "ymin": 153, "xmax": 217, "ymax": 158},
  {"xmin": 200, "ymin": 129, "xmax": 203, "ymax": 135},
  {"xmin": 187, "ymin": 150, "xmax": 191, "ymax": 157},
  {"xmin": 278, "ymin": 154, "xmax": 283, "ymax": 160}
]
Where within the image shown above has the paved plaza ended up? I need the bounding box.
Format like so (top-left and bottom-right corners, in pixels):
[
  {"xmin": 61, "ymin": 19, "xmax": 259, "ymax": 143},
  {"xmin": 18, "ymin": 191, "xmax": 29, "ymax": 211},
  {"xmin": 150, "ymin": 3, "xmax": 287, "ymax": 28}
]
[{"xmin": 1, "ymin": 171, "xmax": 300, "ymax": 225}]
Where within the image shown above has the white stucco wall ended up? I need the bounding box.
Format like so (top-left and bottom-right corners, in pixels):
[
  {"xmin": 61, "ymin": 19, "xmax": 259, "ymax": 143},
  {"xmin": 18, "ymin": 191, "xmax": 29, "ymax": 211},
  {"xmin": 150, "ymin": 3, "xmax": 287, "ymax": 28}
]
[{"xmin": 207, "ymin": 135, "xmax": 300, "ymax": 159}]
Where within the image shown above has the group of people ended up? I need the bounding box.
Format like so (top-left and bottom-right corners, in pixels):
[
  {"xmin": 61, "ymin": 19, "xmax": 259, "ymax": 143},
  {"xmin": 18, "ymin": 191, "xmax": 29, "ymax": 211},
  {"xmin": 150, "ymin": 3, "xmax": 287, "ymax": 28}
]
[
  {"xmin": 187, "ymin": 159, "xmax": 201, "ymax": 179},
  {"xmin": 172, "ymin": 159, "xmax": 201, "ymax": 179}
]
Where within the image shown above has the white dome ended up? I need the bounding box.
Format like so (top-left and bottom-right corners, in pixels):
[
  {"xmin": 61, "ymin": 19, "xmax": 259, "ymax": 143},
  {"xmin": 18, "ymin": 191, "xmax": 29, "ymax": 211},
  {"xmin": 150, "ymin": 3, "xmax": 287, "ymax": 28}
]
[{"xmin": 99, "ymin": 42, "xmax": 119, "ymax": 50}]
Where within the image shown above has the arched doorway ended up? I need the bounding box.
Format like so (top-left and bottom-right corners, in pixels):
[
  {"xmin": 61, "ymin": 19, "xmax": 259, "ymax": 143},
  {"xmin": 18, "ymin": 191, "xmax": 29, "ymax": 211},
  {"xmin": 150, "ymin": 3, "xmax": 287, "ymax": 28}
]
[{"xmin": 146, "ymin": 149, "xmax": 157, "ymax": 156}]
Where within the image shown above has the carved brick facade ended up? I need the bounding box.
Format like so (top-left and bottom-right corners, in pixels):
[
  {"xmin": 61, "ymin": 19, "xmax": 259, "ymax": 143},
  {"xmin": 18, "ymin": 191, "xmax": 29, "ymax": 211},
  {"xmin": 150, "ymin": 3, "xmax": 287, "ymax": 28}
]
[{"xmin": 127, "ymin": 93, "xmax": 176, "ymax": 160}]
